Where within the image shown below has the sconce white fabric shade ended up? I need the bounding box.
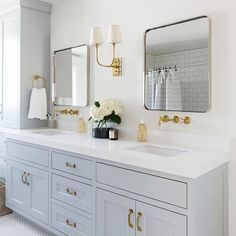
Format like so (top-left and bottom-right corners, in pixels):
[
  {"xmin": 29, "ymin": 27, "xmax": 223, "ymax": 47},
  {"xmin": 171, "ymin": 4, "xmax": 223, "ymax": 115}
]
[
  {"xmin": 107, "ymin": 25, "xmax": 122, "ymax": 44},
  {"xmin": 90, "ymin": 27, "xmax": 103, "ymax": 46}
]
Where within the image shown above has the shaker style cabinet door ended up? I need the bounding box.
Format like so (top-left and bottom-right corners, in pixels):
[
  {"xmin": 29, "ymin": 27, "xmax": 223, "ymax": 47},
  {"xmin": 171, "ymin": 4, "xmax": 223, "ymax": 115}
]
[
  {"xmin": 96, "ymin": 189, "xmax": 136, "ymax": 236},
  {"xmin": 7, "ymin": 160, "xmax": 27, "ymax": 211},
  {"xmin": 26, "ymin": 166, "xmax": 49, "ymax": 224},
  {"xmin": 135, "ymin": 202, "xmax": 187, "ymax": 236},
  {"xmin": 2, "ymin": 13, "xmax": 19, "ymax": 128}
]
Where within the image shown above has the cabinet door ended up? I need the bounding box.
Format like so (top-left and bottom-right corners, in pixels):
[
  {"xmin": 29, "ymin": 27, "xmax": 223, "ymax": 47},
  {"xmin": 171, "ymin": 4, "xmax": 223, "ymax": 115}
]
[
  {"xmin": 7, "ymin": 160, "xmax": 27, "ymax": 211},
  {"xmin": 97, "ymin": 189, "xmax": 135, "ymax": 236},
  {"xmin": 26, "ymin": 166, "xmax": 49, "ymax": 224},
  {"xmin": 2, "ymin": 13, "xmax": 19, "ymax": 128},
  {"xmin": 136, "ymin": 202, "xmax": 186, "ymax": 236}
]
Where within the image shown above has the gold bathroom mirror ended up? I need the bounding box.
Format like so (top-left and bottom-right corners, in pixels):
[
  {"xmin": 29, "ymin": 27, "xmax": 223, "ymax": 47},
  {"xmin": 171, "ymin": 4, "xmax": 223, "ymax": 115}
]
[
  {"xmin": 53, "ymin": 44, "xmax": 89, "ymax": 107},
  {"xmin": 144, "ymin": 16, "xmax": 210, "ymax": 112}
]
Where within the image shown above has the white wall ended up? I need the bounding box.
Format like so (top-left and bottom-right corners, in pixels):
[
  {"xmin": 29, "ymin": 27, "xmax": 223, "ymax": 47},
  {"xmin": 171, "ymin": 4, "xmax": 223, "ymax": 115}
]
[{"xmin": 50, "ymin": 0, "xmax": 236, "ymax": 235}]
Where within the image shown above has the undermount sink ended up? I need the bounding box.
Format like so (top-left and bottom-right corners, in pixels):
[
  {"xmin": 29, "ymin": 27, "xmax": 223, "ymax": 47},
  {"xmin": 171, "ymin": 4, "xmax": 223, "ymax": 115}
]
[
  {"xmin": 30, "ymin": 130, "xmax": 66, "ymax": 136},
  {"xmin": 126, "ymin": 144, "xmax": 187, "ymax": 157}
]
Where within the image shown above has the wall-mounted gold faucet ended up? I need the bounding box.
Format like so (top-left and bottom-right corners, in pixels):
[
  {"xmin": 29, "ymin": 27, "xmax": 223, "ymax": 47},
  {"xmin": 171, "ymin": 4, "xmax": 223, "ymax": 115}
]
[
  {"xmin": 158, "ymin": 115, "xmax": 191, "ymax": 127},
  {"xmin": 54, "ymin": 109, "xmax": 79, "ymax": 116}
]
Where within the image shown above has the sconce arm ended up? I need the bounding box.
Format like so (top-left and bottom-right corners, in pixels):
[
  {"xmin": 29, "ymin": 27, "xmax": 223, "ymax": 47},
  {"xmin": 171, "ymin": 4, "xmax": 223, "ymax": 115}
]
[{"xmin": 96, "ymin": 43, "xmax": 119, "ymax": 68}]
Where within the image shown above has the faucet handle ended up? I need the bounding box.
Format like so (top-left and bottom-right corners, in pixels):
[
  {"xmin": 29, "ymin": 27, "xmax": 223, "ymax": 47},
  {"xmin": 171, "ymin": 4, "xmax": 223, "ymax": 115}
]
[
  {"xmin": 173, "ymin": 116, "xmax": 180, "ymax": 123},
  {"xmin": 181, "ymin": 116, "xmax": 191, "ymax": 125},
  {"xmin": 158, "ymin": 115, "xmax": 169, "ymax": 127}
]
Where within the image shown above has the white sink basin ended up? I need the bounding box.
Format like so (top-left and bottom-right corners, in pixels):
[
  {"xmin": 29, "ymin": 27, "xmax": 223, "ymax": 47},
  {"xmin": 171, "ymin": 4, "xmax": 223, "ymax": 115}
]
[
  {"xmin": 126, "ymin": 144, "xmax": 187, "ymax": 157},
  {"xmin": 30, "ymin": 130, "xmax": 66, "ymax": 136}
]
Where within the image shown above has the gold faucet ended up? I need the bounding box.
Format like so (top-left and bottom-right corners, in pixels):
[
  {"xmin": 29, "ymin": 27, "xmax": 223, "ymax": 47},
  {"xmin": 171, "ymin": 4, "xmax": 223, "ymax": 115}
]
[
  {"xmin": 54, "ymin": 109, "xmax": 79, "ymax": 116},
  {"xmin": 158, "ymin": 115, "xmax": 191, "ymax": 126}
]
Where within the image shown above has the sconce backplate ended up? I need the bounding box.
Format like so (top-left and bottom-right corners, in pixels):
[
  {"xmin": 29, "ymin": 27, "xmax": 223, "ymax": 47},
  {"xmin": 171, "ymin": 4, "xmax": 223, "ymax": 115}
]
[{"xmin": 112, "ymin": 58, "xmax": 122, "ymax": 76}]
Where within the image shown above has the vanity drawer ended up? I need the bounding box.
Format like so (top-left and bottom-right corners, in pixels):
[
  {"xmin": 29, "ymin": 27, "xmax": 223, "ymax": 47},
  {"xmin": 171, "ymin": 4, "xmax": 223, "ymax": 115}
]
[
  {"xmin": 52, "ymin": 203, "xmax": 93, "ymax": 236},
  {"xmin": 97, "ymin": 163, "xmax": 187, "ymax": 208},
  {"xmin": 52, "ymin": 174, "xmax": 94, "ymax": 213},
  {"xmin": 52, "ymin": 152, "xmax": 94, "ymax": 180},
  {"xmin": 7, "ymin": 141, "xmax": 49, "ymax": 167}
]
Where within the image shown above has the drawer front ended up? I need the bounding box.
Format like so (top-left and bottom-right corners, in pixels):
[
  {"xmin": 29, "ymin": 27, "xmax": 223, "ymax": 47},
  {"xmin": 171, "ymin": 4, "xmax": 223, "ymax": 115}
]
[
  {"xmin": 52, "ymin": 152, "xmax": 94, "ymax": 180},
  {"xmin": 7, "ymin": 141, "xmax": 49, "ymax": 167},
  {"xmin": 97, "ymin": 163, "xmax": 187, "ymax": 208},
  {"xmin": 52, "ymin": 204, "xmax": 93, "ymax": 236},
  {"xmin": 52, "ymin": 174, "xmax": 94, "ymax": 213}
]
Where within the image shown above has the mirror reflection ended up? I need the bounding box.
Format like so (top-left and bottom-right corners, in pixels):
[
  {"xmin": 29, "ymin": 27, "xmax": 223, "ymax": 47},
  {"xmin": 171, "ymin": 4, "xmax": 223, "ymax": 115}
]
[
  {"xmin": 53, "ymin": 45, "xmax": 89, "ymax": 107},
  {"xmin": 144, "ymin": 16, "xmax": 210, "ymax": 112}
]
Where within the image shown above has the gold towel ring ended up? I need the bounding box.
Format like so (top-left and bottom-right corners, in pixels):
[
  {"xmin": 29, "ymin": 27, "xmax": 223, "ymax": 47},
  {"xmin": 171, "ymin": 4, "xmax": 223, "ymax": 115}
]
[{"xmin": 32, "ymin": 75, "xmax": 46, "ymax": 88}]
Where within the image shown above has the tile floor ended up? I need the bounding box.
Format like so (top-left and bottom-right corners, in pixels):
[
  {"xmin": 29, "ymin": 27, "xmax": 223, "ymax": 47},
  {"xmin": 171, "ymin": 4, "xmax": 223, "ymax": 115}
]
[{"xmin": 0, "ymin": 213, "xmax": 53, "ymax": 236}]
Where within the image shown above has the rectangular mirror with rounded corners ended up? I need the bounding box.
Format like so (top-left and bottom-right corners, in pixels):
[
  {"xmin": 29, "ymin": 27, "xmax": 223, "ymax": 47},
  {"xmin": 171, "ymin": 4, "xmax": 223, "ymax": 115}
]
[
  {"xmin": 144, "ymin": 16, "xmax": 210, "ymax": 112},
  {"xmin": 53, "ymin": 44, "xmax": 89, "ymax": 107}
]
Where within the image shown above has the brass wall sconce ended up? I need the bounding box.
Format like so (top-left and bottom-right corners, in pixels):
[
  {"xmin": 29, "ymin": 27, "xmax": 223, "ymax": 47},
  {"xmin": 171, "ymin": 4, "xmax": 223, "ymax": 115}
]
[{"xmin": 90, "ymin": 25, "xmax": 122, "ymax": 76}]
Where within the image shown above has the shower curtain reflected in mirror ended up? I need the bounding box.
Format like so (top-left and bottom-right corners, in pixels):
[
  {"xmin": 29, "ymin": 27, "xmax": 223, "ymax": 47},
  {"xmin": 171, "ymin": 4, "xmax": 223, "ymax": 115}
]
[{"xmin": 146, "ymin": 68, "xmax": 182, "ymax": 111}]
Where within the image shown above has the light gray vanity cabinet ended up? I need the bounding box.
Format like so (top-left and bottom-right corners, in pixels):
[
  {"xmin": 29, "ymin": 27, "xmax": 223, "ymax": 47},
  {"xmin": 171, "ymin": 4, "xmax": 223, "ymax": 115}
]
[
  {"xmin": 0, "ymin": 0, "xmax": 51, "ymax": 129},
  {"xmin": 7, "ymin": 159, "xmax": 49, "ymax": 224},
  {"xmin": 97, "ymin": 189, "xmax": 186, "ymax": 236},
  {"xmin": 6, "ymin": 139, "xmax": 227, "ymax": 236},
  {"xmin": 96, "ymin": 163, "xmax": 227, "ymax": 236}
]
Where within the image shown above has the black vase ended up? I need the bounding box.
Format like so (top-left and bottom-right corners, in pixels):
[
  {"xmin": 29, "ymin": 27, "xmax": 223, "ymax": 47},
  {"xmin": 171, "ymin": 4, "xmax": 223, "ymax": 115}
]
[{"xmin": 92, "ymin": 128, "xmax": 109, "ymax": 139}]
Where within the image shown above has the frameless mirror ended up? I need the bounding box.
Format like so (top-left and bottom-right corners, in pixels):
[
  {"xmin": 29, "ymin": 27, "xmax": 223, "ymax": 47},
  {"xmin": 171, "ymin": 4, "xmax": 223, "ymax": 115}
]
[
  {"xmin": 53, "ymin": 44, "xmax": 89, "ymax": 107},
  {"xmin": 144, "ymin": 16, "xmax": 210, "ymax": 112}
]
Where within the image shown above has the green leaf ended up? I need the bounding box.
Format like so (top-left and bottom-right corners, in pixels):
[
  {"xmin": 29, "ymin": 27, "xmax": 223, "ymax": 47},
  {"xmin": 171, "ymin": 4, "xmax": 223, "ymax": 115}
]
[
  {"xmin": 110, "ymin": 115, "xmax": 121, "ymax": 124},
  {"xmin": 94, "ymin": 101, "xmax": 100, "ymax": 107}
]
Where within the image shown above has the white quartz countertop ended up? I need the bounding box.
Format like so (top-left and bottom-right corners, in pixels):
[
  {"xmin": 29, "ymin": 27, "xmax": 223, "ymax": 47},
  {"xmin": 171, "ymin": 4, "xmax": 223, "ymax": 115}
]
[{"xmin": 3, "ymin": 129, "xmax": 230, "ymax": 180}]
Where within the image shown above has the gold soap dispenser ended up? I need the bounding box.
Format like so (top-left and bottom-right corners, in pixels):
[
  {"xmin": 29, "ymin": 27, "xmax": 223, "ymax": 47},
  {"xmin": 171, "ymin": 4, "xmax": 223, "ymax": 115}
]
[
  {"xmin": 137, "ymin": 118, "xmax": 147, "ymax": 142},
  {"xmin": 77, "ymin": 115, "xmax": 86, "ymax": 133}
]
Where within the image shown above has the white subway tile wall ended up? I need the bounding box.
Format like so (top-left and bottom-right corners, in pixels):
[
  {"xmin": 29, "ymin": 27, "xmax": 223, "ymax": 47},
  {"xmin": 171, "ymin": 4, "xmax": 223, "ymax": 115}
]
[{"xmin": 145, "ymin": 48, "xmax": 209, "ymax": 112}]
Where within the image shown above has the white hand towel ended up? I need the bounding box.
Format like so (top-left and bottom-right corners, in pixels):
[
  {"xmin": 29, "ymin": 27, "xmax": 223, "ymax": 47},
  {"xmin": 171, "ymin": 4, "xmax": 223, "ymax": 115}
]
[
  {"xmin": 166, "ymin": 70, "xmax": 182, "ymax": 111},
  {"xmin": 154, "ymin": 71, "xmax": 166, "ymax": 110},
  {"xmin": 28, "ymin": 88, "xmax": 47, "ymax": 120}
]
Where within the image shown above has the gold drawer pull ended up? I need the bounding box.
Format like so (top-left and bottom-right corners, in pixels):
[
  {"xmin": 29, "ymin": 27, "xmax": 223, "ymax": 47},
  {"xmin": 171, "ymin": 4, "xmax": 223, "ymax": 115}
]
[
  {"xmin": 137, "ymin": 212, "xmax": 143, "ymax": 232},
  {"xmin": 21, "ymin": 172, "xmax": 26, "ymax": 184},
  {"xmin": 128, "ymin": 209, "xmax": 134, "ymax": 228},
  {"xmin": 66, "ymin": 188, "xmax": 77, "ymax": 196},
  {"xmin": 65, "ymin": 162, "xmax": 76, "ymax": 168},
  {"xmin": 25, "ymin": 173, "xmax": 30, "ymax": 186},
  {"xmin": 66, "ymin": 219, "xmax": 76, "ymax": 228}
]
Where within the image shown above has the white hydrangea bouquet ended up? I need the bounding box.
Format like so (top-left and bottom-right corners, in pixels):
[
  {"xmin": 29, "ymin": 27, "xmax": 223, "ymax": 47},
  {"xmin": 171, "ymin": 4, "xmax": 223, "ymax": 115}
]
[{"xmin": 89, "ymin": 99, "xmax": 123, "ymax": 129}]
